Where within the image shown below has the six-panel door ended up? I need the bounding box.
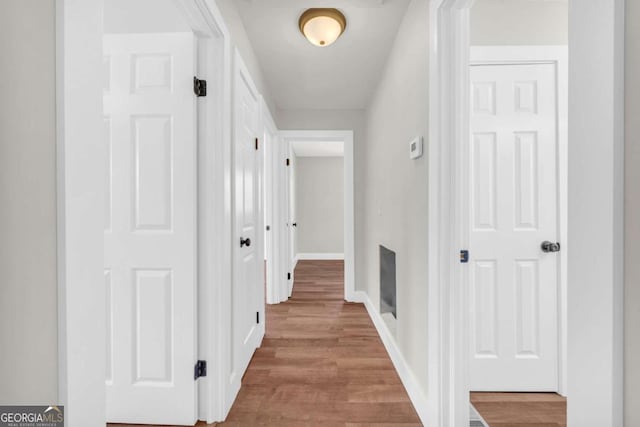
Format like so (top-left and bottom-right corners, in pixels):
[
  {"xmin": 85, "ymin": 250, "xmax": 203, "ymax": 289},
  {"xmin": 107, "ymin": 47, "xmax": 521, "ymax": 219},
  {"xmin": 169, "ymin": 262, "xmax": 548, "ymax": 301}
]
[
  {"xmin": 469, "ymin": 63, "xmax": 560, "ymax": 391},
  {"xmin": 103, "ymin": 33, "xmax": 198, "ymax": 425},
  {"xmin": 232, "ymin": 61, "xmax": 263, "ymax": 384}
]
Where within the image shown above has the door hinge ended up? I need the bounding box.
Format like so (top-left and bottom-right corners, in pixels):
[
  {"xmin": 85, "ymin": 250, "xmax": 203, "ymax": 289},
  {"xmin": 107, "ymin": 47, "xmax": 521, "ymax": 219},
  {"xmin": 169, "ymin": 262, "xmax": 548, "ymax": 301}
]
[
  {"xmin": 193, "ymin": 77, "xmax": 207, "ymax": 97},
  {"xmin": 287, "ymin": 272, "xmax": 291, "ymax": 280},
  {"xmin": 460, "ymin": 250, "xmax": 469, "ymax": 263},
  {"xmin": 255, "ymin": 138, "xmax": 259, "ymax": 150},
  {"xmin": 194, "ymin": 360, "xmax": 207, "ymax": 380},
  {"xmin": 286, "ymin": 158, "xmax": 290, "ymax": 166},
  {"xmin": 256, "ymin": 311, "xmax": 260, "ymax": 324}
]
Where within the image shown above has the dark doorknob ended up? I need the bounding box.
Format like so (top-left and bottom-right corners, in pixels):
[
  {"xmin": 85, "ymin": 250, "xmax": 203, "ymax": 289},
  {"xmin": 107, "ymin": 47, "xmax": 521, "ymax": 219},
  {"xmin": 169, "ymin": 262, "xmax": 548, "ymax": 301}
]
[
  {"xmin": 240, "ymin": 237, "xmax": 251, "ymax": 248},
  {"xmin": 292, "ymin": 223, "xmax": 297, "ymax": 227},
  {"xmin": 541, "ymin": 241, "xmax": 560, "ymax": 253}
]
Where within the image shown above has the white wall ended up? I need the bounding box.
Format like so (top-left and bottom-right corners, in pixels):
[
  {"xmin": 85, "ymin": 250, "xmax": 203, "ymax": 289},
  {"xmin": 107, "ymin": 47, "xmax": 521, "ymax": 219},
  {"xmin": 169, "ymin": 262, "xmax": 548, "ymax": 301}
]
[
  {"xmin": 361, "ymin": 0, "xmax": 430, "ymax": 391},
  {"xmin": 0, "ymin": 0, "xmax": 58, "ymax": 404},
  {"xmin": 295, "ymin": 157, "xmax": 344, "ymax": 255},
  {"xmin": 471, "ymin": 0, "xmax": 568, "ymax": 46},
  {"xmin": 625, "ymin": 0, "xmax": 640, "ymax": 424},
  {"xmin": 277, "ymin": 109, "xmax": 366, "ymax": 284},
  {"xmin": 215, "ymin": 0, "xmax": 278, "ymax": 117}
]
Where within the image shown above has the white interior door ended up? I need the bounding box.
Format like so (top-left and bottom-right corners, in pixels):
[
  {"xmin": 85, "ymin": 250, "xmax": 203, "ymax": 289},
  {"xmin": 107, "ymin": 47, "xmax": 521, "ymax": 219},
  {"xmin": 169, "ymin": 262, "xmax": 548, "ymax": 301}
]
[
  {"xmin": 286, "ymin": 150, "xmax": 295, "ymax": 295},
  {"xmin": 288, "ymin": 148, "xmax": 297, "ymax": 294},
  {"xmin": 103, "ymin": 33, "xmax": 197, "ymax": 425},
  {"xmin": 469, "ymin": 63, "xmax": 559, "ymax": 391},
  {"xmin": 233, "ymin": 55, "xmax": 263, "ymax": 383},
  {"xmin": 280, "ymin": 142, "xmax": 293, "ymax": 299}
]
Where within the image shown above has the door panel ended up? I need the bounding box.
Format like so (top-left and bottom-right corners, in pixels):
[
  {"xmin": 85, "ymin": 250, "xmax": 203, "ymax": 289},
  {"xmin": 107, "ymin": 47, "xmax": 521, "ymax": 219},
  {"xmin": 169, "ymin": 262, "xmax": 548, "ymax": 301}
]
[
  {"xmin": 233, "ymin": 60, "xmax": 263, "ymax": 383},
  {"xmin": 287, "ymin": 147, "xmax": 296, "ymax": 295},
  {"xmin": 103, "ymin": 33, "xmax": 197, "ymax": 425},
  {"xmin": 469, "ymin": 63, "xmax": 559, "ymax": 391}
]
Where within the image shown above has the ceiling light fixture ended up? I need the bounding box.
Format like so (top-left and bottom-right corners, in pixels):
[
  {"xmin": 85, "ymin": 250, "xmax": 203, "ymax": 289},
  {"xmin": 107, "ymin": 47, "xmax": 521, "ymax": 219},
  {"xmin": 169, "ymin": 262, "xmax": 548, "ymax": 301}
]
[{"xmin": 299, "ymin": 8, "xmax": 347, "ymax": 47}]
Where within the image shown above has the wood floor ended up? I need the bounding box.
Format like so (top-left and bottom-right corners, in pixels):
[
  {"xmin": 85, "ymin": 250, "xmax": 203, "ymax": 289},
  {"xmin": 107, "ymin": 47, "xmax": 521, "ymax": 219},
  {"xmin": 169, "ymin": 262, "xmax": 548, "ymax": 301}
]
[
  {"xmin": 471, "ymin": 392, "xmax": 567, "ymax": 427},
  {"xmin": 218, "ymin": 259, "xmax": 421, "ymax": 426},
  {"xmin": 107, "ymin": 260, "xmax": 569, "ymax": 427},
  {"xmin": 107, "ymin": 260, "xmax": 419, "ymax": 427}
]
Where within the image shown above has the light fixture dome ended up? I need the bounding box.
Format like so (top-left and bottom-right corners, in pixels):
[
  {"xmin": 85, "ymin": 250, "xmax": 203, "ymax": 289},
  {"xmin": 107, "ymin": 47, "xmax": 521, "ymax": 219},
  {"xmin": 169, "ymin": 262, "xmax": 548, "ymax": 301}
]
[{"xmin": 299, "ymin": 8, "xmax": 347, "ymax": 47}]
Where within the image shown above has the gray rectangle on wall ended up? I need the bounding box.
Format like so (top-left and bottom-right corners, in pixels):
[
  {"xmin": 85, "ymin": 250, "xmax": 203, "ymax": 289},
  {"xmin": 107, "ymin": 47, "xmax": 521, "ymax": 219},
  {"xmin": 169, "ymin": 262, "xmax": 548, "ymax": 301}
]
[{"xmin": 380, "ymin": 245, "xmax": 396, "ymax": 318}]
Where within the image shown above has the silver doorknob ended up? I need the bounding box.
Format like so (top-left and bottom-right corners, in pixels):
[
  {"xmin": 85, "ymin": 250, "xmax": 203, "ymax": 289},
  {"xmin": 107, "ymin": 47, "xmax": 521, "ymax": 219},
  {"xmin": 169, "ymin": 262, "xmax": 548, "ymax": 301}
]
[{"xmin": 541, "ymin": 241, "xmax": 560, "ymax": 253}]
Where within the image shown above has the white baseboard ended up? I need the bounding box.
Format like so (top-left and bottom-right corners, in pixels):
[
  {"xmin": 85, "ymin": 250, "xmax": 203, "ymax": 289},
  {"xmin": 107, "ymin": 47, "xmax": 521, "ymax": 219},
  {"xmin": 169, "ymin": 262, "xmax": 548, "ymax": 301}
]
[
  {"xmin": 295, "ymin": 252, "xmax": 344, "ymax": 260},
  {"xmin": 357, "ymin": 291, "xmax": 429, "ymax": 425}
]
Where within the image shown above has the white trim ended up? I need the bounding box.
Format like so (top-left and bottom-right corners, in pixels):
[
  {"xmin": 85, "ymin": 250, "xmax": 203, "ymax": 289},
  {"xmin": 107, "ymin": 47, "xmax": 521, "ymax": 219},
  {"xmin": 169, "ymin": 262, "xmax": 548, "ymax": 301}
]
[
  {"xmin": 288, "ymin": 142, "xmax": 296, "ymax": 295},
  {"xmin": 262, "ymin": 98, "xmax": 281, "ymax": 305},
  {"xmin": 356, "ymin": 291, "xmax": 429, "ymax": 425},
  {"xmin": 567, "ymin": 2, "xmax": 625, "ymax": 425},
  {"xmin": 186, "ymin": 0, "xmax": 233, "ymax": 423},
  {"xmin": 427, "ymin": 1, "xmax": 473, "ymax": 425},
  {"xmin": 469, "ymin": 45, "xmax": 569, "ymax": 396},
  {"xmin": 56, "ymin": 1, "xmax": 105, "ymax": 425},
  {"xmin": 57, "ymin": 0, "xmax": 232, "ymax": 424},
  {"xmin": 429, "ymin": 1, "xmax": 625, "ymax": 426},
  {"xmin": 296, "ymin": 253, "xmax": 345, "ymax": 260},
  {"xmin": 279, "ymin": 130, "xmax": 356, "ymax": 302}
]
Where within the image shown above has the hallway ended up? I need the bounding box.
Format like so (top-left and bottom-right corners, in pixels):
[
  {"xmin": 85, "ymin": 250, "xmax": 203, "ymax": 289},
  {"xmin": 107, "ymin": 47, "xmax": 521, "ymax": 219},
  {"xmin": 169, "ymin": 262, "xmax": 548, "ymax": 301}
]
[{"xmin": 219, "ymin": 260, "xmax": 421, "ymax": 426}]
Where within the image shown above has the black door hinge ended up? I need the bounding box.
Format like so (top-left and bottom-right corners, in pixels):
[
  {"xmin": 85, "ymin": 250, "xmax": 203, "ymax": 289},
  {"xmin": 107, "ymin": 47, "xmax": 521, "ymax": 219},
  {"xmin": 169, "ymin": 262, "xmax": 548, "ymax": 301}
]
[
  {"xmin": 194, "ymin": 360, "xmax": 207, "ymax": 380},
  {"xmin": 255, "ymin": 138, "xmax": 259, "ymax": 150},
  {"xmin": 256, "ymin": 311, "xmax": 260, "ymax": 324},
  {"xmin": 286, "ymin": 158, "xmax": 290, "ymax": 166},
  {"xmin": 193, "ymin": 77, "xmax": 207, "ymax": 97},
  {"xmin": 287, "ymin": 272, "xmax": 291, "ymax": 280},
  {"xmin": 460, "ymin": 250, "xmax": 469, "ymax": 263}
]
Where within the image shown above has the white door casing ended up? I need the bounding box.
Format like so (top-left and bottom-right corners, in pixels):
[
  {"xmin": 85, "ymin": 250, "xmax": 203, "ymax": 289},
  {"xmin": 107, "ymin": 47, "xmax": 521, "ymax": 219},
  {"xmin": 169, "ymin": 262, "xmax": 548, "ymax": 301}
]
[
  {"xmin": 232, "ymin": 51, "xmax": 264, "ymax": 386},
  {"xmin": 103, "ymin": 33, "xmax": 198, "ymax": 425},
  {"xmin": 277, "ymin": 131, "xmax": 356, "ymax": 302},
  {"xmin": 288, "ymin": 146, "xmax": 296, "ymax": 295},
  {"xmin": 469, "ymin": 63, "xmax": 559, "ymax": 391},
  {"xmin": 263, "ymin": 101, "xmax": 285, "ymax": 304},
  {"xmin": 281, "ymin": 140, "xmax": 293, "ymax": 299}
]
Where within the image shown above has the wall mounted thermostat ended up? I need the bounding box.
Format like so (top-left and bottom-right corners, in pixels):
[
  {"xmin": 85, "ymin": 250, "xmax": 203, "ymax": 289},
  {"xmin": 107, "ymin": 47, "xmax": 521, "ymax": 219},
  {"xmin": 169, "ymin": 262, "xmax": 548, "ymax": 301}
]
[{"xmin": 409, "ymin": 136, "xmax": 423, "ymax": 159}]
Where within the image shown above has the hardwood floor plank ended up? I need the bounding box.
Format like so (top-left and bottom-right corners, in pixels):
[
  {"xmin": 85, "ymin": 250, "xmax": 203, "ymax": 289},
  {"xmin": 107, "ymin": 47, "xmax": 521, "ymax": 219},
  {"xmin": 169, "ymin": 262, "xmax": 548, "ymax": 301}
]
[
  {"xmin": 108, "ymin": 260, "xmax": 421, "ymax": 427},
  {"xmin": 471, "ymin": 392, "xmax": 567, "ymax": 427},
  {"xmin": 219, "ymin": 260, "xmax": 421, "ymax": 426}
]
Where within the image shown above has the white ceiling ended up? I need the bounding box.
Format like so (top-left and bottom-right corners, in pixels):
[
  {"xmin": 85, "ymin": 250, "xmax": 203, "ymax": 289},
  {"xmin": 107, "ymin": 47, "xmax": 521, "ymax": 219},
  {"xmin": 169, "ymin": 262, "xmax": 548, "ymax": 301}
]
[
  {"xmin": 236, "ymin": 0, "xmax": 410, "ymax": 110},
  {"xmin": 291, "ymin": 140, "xmax": 344, "ymax": 157}
]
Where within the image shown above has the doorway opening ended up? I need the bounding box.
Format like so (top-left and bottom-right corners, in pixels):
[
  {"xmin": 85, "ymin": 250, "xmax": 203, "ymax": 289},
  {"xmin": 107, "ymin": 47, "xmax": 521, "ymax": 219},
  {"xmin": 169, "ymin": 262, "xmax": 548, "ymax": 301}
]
[
  {"xmin": 277, "ymin": 131, "xmax": 356, "ymax": 302},
  {"xmin": 103, "ymin": 1, "xmax": 199, "ymax": 423},
  {"xmin": 427, "ymin": 0, "xmax": 624, "ymax": 426},
  {"xmin": 465, "ymin": 1, "xmax": 569, "ymax": 425},
  {"xmin": 101, "ymin": 0, "xmax": 230, "ymax": 424}
]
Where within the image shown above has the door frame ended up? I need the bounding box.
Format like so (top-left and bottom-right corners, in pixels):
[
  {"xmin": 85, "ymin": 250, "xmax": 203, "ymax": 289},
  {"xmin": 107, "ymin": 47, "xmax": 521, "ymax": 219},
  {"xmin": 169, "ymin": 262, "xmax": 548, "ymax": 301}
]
[
  {"xmin": 427, "ymin": 1, "xmax": 624, "ymax": 426},
  {"xmin": 262, "ymin": 99, "xmax": 283, "ymax": 305},
  {"xmin": 469, "ymin": 46, "xmax": 569, "ymax": 395},
  {"xmin": 56, "ymin": 0, "xmax": 233, "ymax": 424},
  {"xmin": 278, "ymin": 130, "xmax": 356, "ymax": 302}
]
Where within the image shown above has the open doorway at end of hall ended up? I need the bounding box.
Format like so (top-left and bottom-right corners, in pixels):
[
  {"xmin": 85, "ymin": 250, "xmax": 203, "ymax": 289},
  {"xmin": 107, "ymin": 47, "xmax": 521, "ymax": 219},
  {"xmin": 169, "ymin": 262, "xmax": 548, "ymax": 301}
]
[
  {"xmin": 265, "ymin": 131, "xmax": 355, "ymax": 305},
  {"xmin": 290, "ymin": 139, "xmax": 345, "ymax": 274}
]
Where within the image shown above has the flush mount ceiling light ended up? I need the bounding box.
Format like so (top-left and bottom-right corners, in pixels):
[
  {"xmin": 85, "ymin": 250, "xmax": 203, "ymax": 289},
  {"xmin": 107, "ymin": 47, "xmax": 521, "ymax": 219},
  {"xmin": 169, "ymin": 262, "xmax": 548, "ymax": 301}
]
[{"xmin": 299, "ymin": 8, "xmax": 347, "ymax": 47}]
